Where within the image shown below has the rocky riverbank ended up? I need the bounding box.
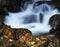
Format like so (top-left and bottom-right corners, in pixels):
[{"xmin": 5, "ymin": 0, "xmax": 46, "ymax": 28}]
[{"xmin": 0, "ymin": 25, "xmax": 60, "ymax": 47}]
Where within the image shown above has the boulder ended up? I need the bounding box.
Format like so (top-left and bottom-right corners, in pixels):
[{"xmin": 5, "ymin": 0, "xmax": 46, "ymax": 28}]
[{"xmin": 49, "ymin": 14, "xmax": 60, "ymax": 30}]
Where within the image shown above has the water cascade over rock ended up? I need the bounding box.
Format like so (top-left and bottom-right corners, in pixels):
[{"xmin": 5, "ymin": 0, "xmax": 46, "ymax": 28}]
[{"xmin": 4, "ymin": 0, "xmax": 60, "ymax": 35}]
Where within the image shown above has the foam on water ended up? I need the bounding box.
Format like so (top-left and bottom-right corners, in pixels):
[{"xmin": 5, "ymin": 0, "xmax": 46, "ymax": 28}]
[{"xmin": 4, "ymin": 1, "xmax": 59, "ymax": 35}]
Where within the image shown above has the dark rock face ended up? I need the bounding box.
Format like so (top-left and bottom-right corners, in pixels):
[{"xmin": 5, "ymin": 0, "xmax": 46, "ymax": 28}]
[
  {"xmin": 49, "ymin": 28, "xmax": 56, "ymax": 34},
  {"xmin": 0, "ymin": 7, "xmax": 8, "ymax": 29},
  {"xmin": 49, "ymin": 14, "xmax": 60, "ymax": 43},
  {"xmin": 49, "ymin": 14, "xmax": 60, "ymax": 30},
  {"xmin": 39, "ymin": 13, "xmax": 44, "ymax": 23},
  {"xmin": 5, "ymin": 0, "xmax": 23, "ymax": 12},
  {"xmin": 49, "ymin": 14, "xmax": 60, "ymax": 34},
  {"xmin": 0, "ymin": 0, "xmax": 26, "ymax": 12}
]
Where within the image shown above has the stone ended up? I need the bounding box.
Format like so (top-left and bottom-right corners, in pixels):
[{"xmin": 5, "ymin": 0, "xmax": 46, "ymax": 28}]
[
  {"xmin": 39, "ymin": 13, "xmax": 44, "ymax": 23},
  {"xmin": 49, "ymin": 14, "xmax": 60, "ymax": 30}
]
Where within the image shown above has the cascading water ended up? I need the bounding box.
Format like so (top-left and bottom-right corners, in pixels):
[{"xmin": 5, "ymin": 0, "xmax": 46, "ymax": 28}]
[{"xmin": 4, "ymin": 1, "xmax": 59, "ymax": 35}]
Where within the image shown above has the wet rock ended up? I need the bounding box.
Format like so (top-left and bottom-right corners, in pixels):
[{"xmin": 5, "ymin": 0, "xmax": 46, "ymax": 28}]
[
  {"xmin": 49, "ymin": 14, "xmax": 60, "ymax": 39},
  {"xmin": 31, "ymin": 36, "xmax": 60, "ymax": 47},
  {"xmin": 39, "ymin": 13, "xmax": 44, "ymax": 23},
  {"xmin": 11, "ymin": 29, "xmax": 20, "ymax": 40},
  {"xmin": 5, "ymin": 0, "xmax": 23, "ymax": 12},
  {"xmin": 6, "ymin": 6, "xmax": 22, "ymax": 13},
  {"xmin": 0, "ymin": 25, "xmax": 60, "ymax": 47},
  {"xmin": 0, "ymin": 7, "xmax": 8, "ymax": 15},
  {"xmin": 0, "ymin": 6, "xmax": 8, "ymax": 29},
  {"xmin": 0, "ymin": 29, "xmax": 4, "ymax": 37},
  {"xmin": 47, "ymin": 36, "xmax": 60, "ymax": 47},
  {"xmin": 49, "ymin": 28, "xmax": 60, "ymax": 43},
  {"xmin": 1, "ymin": 25, "xmax": 32, "ymax": 41},
  {"xmin": 0, "ymin": 0, "xmax": 24, "ymax": 12},
  {"xmin": 11, "ymin": 28, "xmax": 32, "ymax": 40},
  {"xmin": 49, "ymin": 14, "xmax": 60, "ymax": 30},
  {"xmin": 49, "ymin": 14, "xmax": 60, "ymax": 43}
]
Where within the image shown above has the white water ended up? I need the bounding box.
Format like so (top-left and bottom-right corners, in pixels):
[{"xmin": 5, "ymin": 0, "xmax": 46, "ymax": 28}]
[{"xmin": 4, "ymin": 1, "xmax": 59, "ymax": 35}]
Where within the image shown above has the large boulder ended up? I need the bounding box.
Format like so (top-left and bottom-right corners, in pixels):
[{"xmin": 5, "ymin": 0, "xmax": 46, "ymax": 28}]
[
  {"xmin": 49, "ymin": 14, "xmax": 60, "ymax": 42},
  {"xmin": 49, "ymin": 14, "xmax": 60, "ymax": 30},
  {"xmin": 0, "ymin": 7, "xmax": 8, "ymax": 29}
]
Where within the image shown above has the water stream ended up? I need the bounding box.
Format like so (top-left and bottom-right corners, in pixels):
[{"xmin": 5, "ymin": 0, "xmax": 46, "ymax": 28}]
[{"xmin": 4, "ymin": 0, "xmax": 59, "ymax": 35}]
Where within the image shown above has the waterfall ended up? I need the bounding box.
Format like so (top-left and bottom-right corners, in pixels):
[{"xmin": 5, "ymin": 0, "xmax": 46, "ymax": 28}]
[{"xmin": 4, "ymin": 1, "xmax": 59, "ymax": 35}]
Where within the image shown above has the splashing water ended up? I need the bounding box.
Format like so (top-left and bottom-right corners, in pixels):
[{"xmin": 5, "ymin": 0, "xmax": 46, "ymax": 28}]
[{"xmin": 4, "ymin": 1, "xmax": 59, "ymax": 35}]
